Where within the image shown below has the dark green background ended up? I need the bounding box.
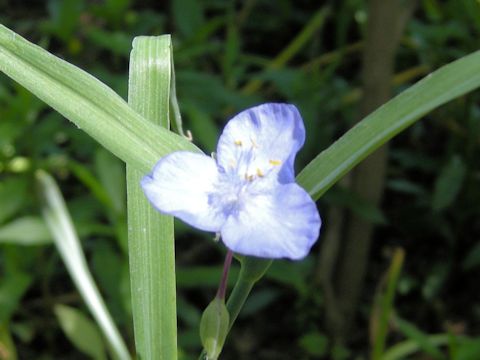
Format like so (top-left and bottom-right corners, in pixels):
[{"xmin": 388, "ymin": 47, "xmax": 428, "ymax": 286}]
[{"xmin": 0, "ymin": 0, "xmax": 479, "ymax": 358}]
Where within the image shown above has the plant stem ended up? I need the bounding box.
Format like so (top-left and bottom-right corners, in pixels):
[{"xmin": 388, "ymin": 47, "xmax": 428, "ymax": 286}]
[
  {"xmin": 217, "ymin": 251, "xmax": 234, "ymax": 300},
  {"xmin": 198, "ymin": 273, "xmax": 256, "ymax": 360},
  {"xmin": 226, "ymin": 278, "xmax": 255, "ymax": 329}
]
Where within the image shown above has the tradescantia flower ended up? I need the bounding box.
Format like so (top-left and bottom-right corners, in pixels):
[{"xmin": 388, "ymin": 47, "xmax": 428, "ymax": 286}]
[{"xmin": 141, "ymin": 103, "xmax": 321, "ymax": 260}]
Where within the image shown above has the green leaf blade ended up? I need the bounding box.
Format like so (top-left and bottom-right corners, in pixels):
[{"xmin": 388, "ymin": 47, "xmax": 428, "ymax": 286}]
[
  {"xmin": 432, "ymin": 155, "xmax": 466, "ymax": 211},
  {"xmin": 36, "ymin": 170, "xmax": 131, "ymax": 360},
  {"xmin": 0, "ymin": 24, "xmax": 198, "ymax": 174},
  {"xmin": 54, "ymin": 304, "xmax": 108, "ymax": 360},
  {"xmin": 0, "ymin": 216, "xmax": 52, "ymax": 246},
  {"xmin": 0, "ymin": 272, "xmax": 32, "ymax": 324},
  {"xmin": 297, "ymin": 50, "xmax": 480, "ymax": 200},
  {"xmin": 127, "ymin": 35, "xmax": 177, "ymax": 359}
]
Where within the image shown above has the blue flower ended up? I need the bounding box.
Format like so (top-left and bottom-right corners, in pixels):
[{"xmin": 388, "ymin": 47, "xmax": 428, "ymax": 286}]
[{"xmin": 141, "ymin": 103, "xmax": 321, "ymax": 260}]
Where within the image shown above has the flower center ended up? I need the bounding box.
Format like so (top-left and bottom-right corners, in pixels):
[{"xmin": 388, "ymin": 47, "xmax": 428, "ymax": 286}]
[
  {"xmin": 208, "ymin": 172, "xmax": 256, "ymax": 218},
  {"xmin": 209, "ymin": 137, "xmax": 285, "ymax": 220}
]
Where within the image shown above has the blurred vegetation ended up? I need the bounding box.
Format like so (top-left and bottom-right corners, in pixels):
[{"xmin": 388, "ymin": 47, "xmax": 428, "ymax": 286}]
[{"xmin": 0, "ymin": 0, "xmax": 480, "ymax": 359}]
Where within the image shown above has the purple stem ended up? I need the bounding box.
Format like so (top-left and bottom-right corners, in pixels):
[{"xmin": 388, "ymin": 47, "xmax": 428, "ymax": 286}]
[{"xmin": 216, "ymin": 250, "xmax": 233, "ymax": 300}]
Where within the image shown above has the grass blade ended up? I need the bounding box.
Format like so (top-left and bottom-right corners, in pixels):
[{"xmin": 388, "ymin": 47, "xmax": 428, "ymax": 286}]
[
  {"xmin": 127, "ymin": 36, "xmax": 177, "ymax": 359},
  {"xmin": 36, "ymin": 170, "xmax": 131, "ymax": 360},
  {"xmin": 0, "ymin": 323, "xmax": 18, "ymax": 360},
  {"xmin": 392, "ymin": 317, "xmax": 447, "ymax": 360},
  {"xmin": 0, "ymin": 216, "xmax": 51, "ymax": 246},
  {"xmin": 382, "ymin": 334, "xmax": 450, "ymax": 360},
  {"xmin": 0, "ymin": 24, "xmax": 198, "ymax": 173},
  {"xmin": 371, "ymin": 248, "xmax": 405, "ymax": 360},
  {"xmin": 296, "ymin": 50, "xmax": 480, "ymax": 200},
  {"xmin": 54, "ymin": 304, "xmax": 108, "ymax": 360}
]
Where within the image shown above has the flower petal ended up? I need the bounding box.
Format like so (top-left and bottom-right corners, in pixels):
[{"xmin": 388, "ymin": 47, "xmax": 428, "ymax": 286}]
[
  {"xmin": 216, "ymin": 103, "xmax": 305, "ymax": 183},
  {"xmin": 220, "ymin": 183, "xmax": 320, "ymax": 260},
  {"xmin": 141, "ymin": 151, "xmax": 226, "ymax": 232}
]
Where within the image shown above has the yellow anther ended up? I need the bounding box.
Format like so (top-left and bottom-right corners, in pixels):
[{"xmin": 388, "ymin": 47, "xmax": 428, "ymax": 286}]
[
  {"xmin": 256, "ymin": 168, "xmax": 264, "ymax": 177},
  {"xmin": 234, "ymin": 140, "xmax": 243, "ymax": 146},
  {"xmin": 269, "ymin": 159, "xmax": 282, "ymax": 166},
  {"xmin": 244, "ymin": 173, "xmax": 254, "ymax": 181}
]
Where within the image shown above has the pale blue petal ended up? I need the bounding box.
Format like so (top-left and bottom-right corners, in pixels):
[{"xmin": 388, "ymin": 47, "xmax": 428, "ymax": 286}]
[
  {"xmin": 220, "ymin": 183, "xmax": 320, "ymax": 260},
  {"xmin": 141, "ymin": 151, "xmax": 226, "ymax": 232},
  {"xmin": 216, "ymin": 103, "xmax": 305, "ymax": 183}
]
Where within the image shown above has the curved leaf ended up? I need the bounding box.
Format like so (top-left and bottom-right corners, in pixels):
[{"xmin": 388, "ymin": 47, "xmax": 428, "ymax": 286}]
[
  {"xmin": 297, "ymin": 50, "xmax": 480, "ymax": 200},
  {"xmin": 0, "ymin": 24, "xmax": 198, "ymax": 173}
]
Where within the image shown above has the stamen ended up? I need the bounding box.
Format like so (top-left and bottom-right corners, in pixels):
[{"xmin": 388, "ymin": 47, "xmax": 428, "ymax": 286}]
[
  {"xmin": 250, "ymin": 137, "xmax": 258, "ymax": 148},
  {"xmin": 256, "ymin": 168, "xmax": 264, "ymax": 177},
  {"xmin": 269, "ymin": 159, "xmax": 282, "ymax": 166},
  {"xmin": 234, "ymin": 140, "xmax": 243, "ymax": 146},
  {"xmin": 244, "ymin": 173, "xmax": 254, "ymax": 181}
]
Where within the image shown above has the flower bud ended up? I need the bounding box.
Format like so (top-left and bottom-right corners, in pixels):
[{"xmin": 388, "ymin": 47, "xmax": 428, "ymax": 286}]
[{"xmin": 200, "ymin": 297, "xmax": 230, "ymax": 360}]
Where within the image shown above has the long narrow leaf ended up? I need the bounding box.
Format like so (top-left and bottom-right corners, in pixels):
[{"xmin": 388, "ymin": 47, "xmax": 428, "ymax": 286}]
[
  {"xmin": 382, "ymin": 334, "xmax": 450, "ymax": 360},
  {"xmin": 127, "ymin": 36, "xmax": 177, "ymax": 359},
  {"xmin": 0, "ymin": 323, "xmax": 17, "ymax": 360},
  {"xmin": 297, "ymin": 50, "xmax": 480, "ymax": 200},
  {"xmin": 54, "ymin": 304, "xmax": 108, "ymax": 360},
  {"xmin": 0, "ymin": 24, "xmax": 198, "ymax": 174},
  {"xmin": 371, "ymin": 248, "xmax": 405, "ymax": 360},
  {"xmin": 36, "ymin": 170, "xmax": 131, "ymax": 360}
]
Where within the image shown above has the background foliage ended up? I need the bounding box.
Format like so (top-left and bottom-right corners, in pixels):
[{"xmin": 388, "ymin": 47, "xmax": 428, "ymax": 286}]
[{"xmin": 0, "ymin": 0, "xmax": 479, "ymax": 359}]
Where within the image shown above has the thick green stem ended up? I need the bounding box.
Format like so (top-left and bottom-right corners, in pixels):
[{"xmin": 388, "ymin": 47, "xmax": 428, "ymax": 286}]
[
  {"xmin": 226, "ymin": 279, "xmax": 255, "ymax": 329},
  {"xmin": 226, "ymin": 256, "xmax": 272, "ymax": 329}
]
